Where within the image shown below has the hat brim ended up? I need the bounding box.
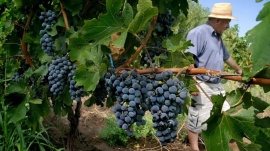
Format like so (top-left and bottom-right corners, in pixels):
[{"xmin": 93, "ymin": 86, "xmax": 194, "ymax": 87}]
[{"xmin": 208, "ymin": 14, "xmax": 237, "ymax": 20}]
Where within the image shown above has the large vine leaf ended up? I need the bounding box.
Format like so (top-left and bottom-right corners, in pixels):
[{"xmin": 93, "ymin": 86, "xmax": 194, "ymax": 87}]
[
  {"xmin": 70, "ymin": 45, "xmax": 107, "ymax": 91},
  {"xmin": 128, "ymin": 0, "xmax": 158, "ymax": 33},
  {"xmin": 75, "ymin": 62, "xmax": 107, "ymax": 92},
  {"xmin": 8, "ymin": 102, "xmax": 27, "ymax": 124},
  {"xmin": 80, "ymin": 0, "xmax": 125, "ymax": 42},
  {"xmin": 163, "ymin": 35, "xmax": 194, "ymax": 68},
  {"xmin": 153, "ymin": 0, "xmax": 190, "ymax": 17},
  {"xmin": 27, "ymin": 99, "xmax": 51, "ymax": 130},
  {"xmin": 202, "ymin": 95, "xmax": 270, "ymax": 151},
  {"xmin": 226, "ymin": 88, "xmax": 252, "ymax": 108},
  {"xmin": 69, "ymin": 37, "xmax": 92, "ymax": 65},
  {"xmin": 61, "ymin": 0, "xmax": 83, "ymax": 16},
  {"xmin": 246, "ymin": 1, "xmax": 270, "ymax": 76}
]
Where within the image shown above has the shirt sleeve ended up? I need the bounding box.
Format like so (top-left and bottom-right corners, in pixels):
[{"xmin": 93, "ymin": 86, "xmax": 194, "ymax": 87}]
[{"xmin": 185, "ymin": 30, "xmax": 205, "ymax": 57}]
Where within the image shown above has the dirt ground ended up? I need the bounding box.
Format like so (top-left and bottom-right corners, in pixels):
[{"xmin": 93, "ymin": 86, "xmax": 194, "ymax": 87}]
[{"xmin": 43, "ymin": 99, "xmax": 206, "ymax": 151}]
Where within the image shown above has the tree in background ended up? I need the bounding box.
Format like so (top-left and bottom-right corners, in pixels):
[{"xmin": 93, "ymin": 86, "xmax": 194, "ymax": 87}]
[
  {"xmin": 223, "ymin": 25, "xmax": 251, "ymax": 74},
  {"xmin": 173, "ymin": 0, "xmax": 210, "ymax": 40}
]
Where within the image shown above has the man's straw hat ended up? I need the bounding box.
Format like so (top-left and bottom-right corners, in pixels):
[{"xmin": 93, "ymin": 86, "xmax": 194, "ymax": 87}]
[{"xmin": 208, "ymin": 3, "xmax": 237, "ymax": 20}]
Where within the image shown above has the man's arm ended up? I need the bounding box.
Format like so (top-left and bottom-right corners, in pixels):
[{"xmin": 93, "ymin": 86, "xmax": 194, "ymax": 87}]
[{"xmin": 225, "ymin": 57, "xmax": 242, "ymax": 74}]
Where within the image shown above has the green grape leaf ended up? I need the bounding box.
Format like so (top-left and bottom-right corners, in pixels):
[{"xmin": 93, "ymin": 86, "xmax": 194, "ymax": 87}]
[
  {"xmin": 179, "ymin": 0, "xmax": 189, "ymax": 17},
  {"xmin": 80, "ymin": 0, "xmax": 125, "ymax": 42},
  {"xmin": 8, "ymin": 102, "xmax": 27, "ymax": 123},
  {"xmin": 84, "ymin": 95, "xmax": 96, "ymax": 107},
  {"xmin": 58, "ymin": 86, "xmax": 72, "ymax": 106},
  {"xmin": 6, "ymin": 81, "xmax": 27, "ymax": 94},
  {"xmin": 163, "ymin": 52, "xmax": 193, "ymax": 68},
  {"xmin": 29, "ymin": 99, "xmax": 42, "ymax": 104},
  {"xmin": 33, "ymin": 65, "xmax": 48, "ymax": 77},
  {"xmin": 226, "ymin": 88, "xmax": 252, "ymax": 108},
  {"xmin": 13, "ymin": 0, "xmax": 36, "ymax": 8},
  {"xmin": 60, "ymin": 0, "xmax": 83, "ymax": 16},
  {"xmin": 47, "ymin": 16, "xmax": 66, "ymax": 36},
  {"xmin": 256, "ymin": 106, "xmax": 270, "ymax": 127},
  {"xmin": 246, "ymin": 1, "xmax": 270, "ymax": 76},
  {"xmin": 106, "ymin": 96, "xmax": 115, "ymax": 107},
  {"xmin": 122, "ymin": 2, "xmax": 133, "ymax": 27},
  {"xmin": 163, "ymin": 38, "xmax": 193, "ymax": 53},
  {"xmin": 236, "ymin": 141, "xmax": 262, "ymax": 151},
  {"xmin": 87, "ymin": 45, "xmax": 104, "ymax": 65},
  {"xmin": 162, "ymin": 36, "xmax": 194, "ymax": 67},
  {"xmin": 202, "ymin": 95, "xmax": 270, "ymax": 151},
  {"xmin": 54, "ymin": 35, "xmax": 67, "ymax": 52},
  {"xmin": 256, "ymin": 1, "xmax": 270, "ymax": 21},
  {"xmin": 27, "ymin": 99, "xmax": 51, "ymax": 129},
  {"xmin": 128, "ymin": 0, "xmax": 158, "ymax": 33},
  {"xmin": 69, "ymin": 37, "xmax": 92, "ymax": 64},
  {"xmin": 53, "ymin": 99, "xmax": 69, "ymax": 116},
  {"xmin": 154, "ymin": 0, "xmax": 189, "ymax": 17},
  {"xmin": 75, "ymin": 64, "xmax": 106, "ymax": 91}
]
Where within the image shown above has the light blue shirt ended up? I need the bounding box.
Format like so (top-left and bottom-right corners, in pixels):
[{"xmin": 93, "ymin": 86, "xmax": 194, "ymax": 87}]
[{"xmin": 185, "ymin": 23, "xmax": 230, "ymax": 83}]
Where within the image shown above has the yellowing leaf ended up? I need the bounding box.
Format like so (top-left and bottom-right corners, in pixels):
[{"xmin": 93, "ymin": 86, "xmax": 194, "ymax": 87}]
[{"xmin": 29, "ymin": 99, "xmax": 42, "ymax": 104}]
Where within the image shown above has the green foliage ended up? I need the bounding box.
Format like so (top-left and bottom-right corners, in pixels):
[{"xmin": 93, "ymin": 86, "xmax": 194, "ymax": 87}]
[
  {"xmin": 247, "ymin": 1, "xmax": 270, "ymax": 76},
  {"xmin": 131, "ymin": 113, "xmax": 154, "ymax": 139},
  {"xmin": 202, "ymin": 93, "xmax": 270, "ymax": 151},
  {"xmin": 173, "ymin": 0, "xmax": 209, "ymax": 39},
  {"xmin": 61, "ymin": 0, "xmax": 83, "ymax": 16},
  {"xmin": 99, "ymin": 117, "xmax": 130, "ymax": 146},
  {"xmin": 0, "ymin": 97, "xmax": 63, "ymax": 151},
  {"xmin": 0, "ymin": 0, "xmax": 270, "ymax": 150},
  {"xmin": 222, "ymin": 25, "xmax": 251, "ymax": 78}
]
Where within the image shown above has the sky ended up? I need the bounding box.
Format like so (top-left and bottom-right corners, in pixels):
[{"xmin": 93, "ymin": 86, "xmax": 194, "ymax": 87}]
[{"xmin": 199, "ymin": 0, "xmax": 266, "ymax": 37}]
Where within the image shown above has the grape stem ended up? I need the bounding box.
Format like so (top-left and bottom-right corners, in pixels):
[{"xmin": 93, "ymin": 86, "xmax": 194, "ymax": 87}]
[
  {"xmin": 230, "ymin": 85, "xmax": 250, "ymax": 108},
  {"xmin": 116, "ymin": 16, "xmax": 158, "ymax": 72},
  {"xmin": 60, "ymin": 2, "xmax": 70, "ymax": 30}
]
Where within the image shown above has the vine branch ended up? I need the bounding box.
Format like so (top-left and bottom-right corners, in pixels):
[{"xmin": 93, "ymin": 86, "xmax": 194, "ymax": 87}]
[
  {"xmin": 21, "ymin": 10, "xmax": 35, "ymax": 66},
  {"xmin": 66, "ymin": 101, "xmax": 82, "ymax": 151},
  {"xmin": 116, "ymin": 16, "xmax": 158, "ymax": 71},
  {"xmin": 133, "ymin": 67, "xmax": 270, "ymax": 85},
  {"xmin": 60, "ymin": 2, "xmax": 70, "ymax": 30}
]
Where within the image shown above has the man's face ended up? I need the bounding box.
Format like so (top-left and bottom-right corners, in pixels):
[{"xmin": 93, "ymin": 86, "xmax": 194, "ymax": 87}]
[{"xmin": 216, "ymin": 19, "xmax": 231, "ymax": 34}]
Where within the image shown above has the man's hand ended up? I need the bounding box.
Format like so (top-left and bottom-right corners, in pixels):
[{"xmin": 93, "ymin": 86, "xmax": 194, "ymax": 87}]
[
  {"xmin": 191, "ymin": 91, "xmax": 199, "ymax": 96},
  {"xmin": 225, "ymin": 57, "xmax": 242, "ymax": 75},
  {"xmin": 236, "ymin": 69, "xmax": 242, "ymax": 75}
]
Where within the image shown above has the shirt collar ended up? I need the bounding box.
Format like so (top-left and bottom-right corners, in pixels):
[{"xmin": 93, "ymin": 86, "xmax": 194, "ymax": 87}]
[{"xmin": 205, "ymin": 22, "xmax": 221, "ymax": 37}]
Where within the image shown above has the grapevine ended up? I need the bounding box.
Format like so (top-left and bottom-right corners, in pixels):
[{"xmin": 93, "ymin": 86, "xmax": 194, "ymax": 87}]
[{"xmin": 1, "ymin": 0, "xmax": 270, "ymax": 151}]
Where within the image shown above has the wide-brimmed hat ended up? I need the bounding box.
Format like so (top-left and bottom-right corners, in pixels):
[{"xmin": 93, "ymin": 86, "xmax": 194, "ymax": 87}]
[{"xmin": 208, "ymin": 3, "xmax": 237, "ymax": 20}]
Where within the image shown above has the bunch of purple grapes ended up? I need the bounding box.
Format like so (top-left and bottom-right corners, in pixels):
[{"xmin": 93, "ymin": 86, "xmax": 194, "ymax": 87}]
[
  {"xmin": 107, "ymin": 69, "xmax": 188, "ymax": 145},
  {"xmin": 111, "ymin": 70, "xmax": 149, "ymax": 135},
  {"xmin": 39, "ymin": 10, "xmax": 57, "ymax": 56},
  {"xmin": 145, "ymin": 71, "xmax": 187, "ymax": 145},
  {"xmin": 140, "ymin": 41, "xmax": 167, "ymax": 68},
  {"xmin": 155, "ymin": 10, "xmax": 175, "ymax": 39},
  {"xmin": 48, "ymin": 56, "xmax": 85, "ymax": 102},
  {"xmin": 48, "ymin": 56, "xmax": 72, "ymax": 96},
  {"xmin": 68, "ymin": 64, "xmax": 85, "ymax": 102}
]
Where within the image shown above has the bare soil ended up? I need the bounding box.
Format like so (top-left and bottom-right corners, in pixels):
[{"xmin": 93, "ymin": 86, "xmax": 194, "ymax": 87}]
[{"xmin": 43, "ymin": 100, "xmax": 207, "ymax": 151}]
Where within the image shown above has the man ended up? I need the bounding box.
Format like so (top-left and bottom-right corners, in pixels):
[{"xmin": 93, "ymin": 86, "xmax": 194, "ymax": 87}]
[{"xmin": 185, "ymin": 3, "xmax": 242, "ymax": 151}]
